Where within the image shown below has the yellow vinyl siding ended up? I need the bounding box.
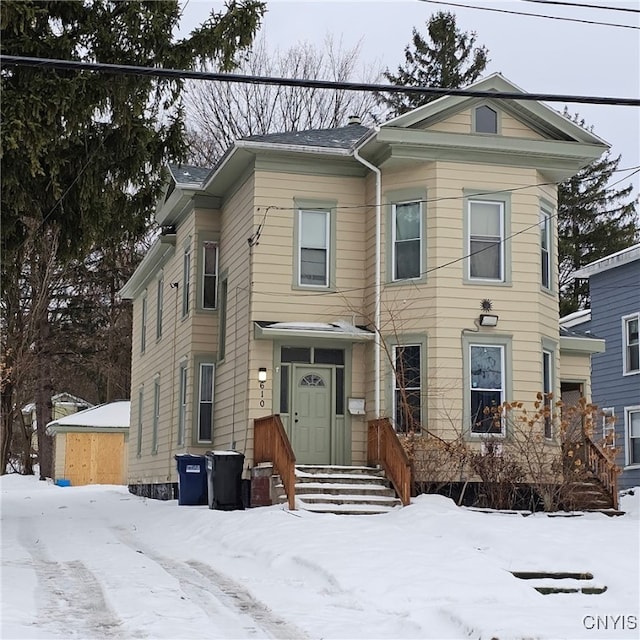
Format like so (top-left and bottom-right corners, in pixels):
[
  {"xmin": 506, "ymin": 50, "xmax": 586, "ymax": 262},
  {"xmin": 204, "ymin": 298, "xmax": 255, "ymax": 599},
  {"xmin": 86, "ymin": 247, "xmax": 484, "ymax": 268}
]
[
  {"xmin": 560, "ymin": 351, "xmax": 592, "ymax": 400},
  {"xmin": 424, "ymin": 107, "xmax": 546, "ymax": 140}
]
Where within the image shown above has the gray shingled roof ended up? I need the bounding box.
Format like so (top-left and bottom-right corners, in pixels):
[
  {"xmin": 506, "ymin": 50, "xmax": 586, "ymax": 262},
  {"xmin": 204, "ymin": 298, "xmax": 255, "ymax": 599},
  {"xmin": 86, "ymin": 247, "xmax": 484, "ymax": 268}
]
[
  {"xmin": 560, "ymin": 326, "xmax": 603, "ymax": 341},
  {"xmin": 242, "ymin": 124, "xmax": 372, "ymax": 149},
  {"xmin": 168, "ymin": 164, "xmax": 213, "ymax": 185}
]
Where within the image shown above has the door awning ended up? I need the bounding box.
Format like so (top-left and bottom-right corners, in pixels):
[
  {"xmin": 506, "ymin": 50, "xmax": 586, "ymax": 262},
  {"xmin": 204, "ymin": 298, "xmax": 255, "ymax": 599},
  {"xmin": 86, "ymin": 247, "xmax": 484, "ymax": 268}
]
[{"xmin": 254, "ymin": 320, "xmax": 374, "ymax": 342}]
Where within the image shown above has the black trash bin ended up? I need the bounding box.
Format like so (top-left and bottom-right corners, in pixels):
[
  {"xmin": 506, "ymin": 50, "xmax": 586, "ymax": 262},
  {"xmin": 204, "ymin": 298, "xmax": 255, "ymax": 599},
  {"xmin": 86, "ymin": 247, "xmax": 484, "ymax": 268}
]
[
  {"xmin": 175, "ymin": 454, "xmax": 208, "ymax": 506},
  {"xmin": 205, "ymin": 451, "xmax": 245, "ymax": 510}
]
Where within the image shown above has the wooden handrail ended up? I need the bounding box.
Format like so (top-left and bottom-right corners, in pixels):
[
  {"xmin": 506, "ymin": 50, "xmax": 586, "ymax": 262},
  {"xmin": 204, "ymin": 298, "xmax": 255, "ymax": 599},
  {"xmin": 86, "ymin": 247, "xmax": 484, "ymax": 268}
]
[
  {"xmin": 254, "ymin": 415, "xmax": 296, "ymax": 510},
  {"xmin": 583, "ymin": 434, "xmax": 619, "ymax": 510},
  {"xmin": 367, "ymin": 418, "xmax": 411, "ymax": 506}
]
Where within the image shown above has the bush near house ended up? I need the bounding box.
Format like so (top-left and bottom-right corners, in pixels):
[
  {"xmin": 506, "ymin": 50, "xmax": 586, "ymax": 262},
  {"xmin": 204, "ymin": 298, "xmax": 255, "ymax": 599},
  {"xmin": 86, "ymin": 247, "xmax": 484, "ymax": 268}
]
[{"xmin": 401, "ymin": 394, "xmax": 619, "ymax": 512}]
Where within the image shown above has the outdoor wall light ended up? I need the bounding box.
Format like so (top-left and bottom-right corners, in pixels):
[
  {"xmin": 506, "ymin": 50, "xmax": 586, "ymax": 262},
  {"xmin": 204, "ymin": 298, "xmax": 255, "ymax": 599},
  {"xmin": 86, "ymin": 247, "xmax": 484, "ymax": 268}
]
[
  {"xmin": 479, "ymin": 313, "xmax": 499, "ymax": 327},
  {"xmin": 258, "ymin": 367, "xmax": 267, "ymax": 383}
]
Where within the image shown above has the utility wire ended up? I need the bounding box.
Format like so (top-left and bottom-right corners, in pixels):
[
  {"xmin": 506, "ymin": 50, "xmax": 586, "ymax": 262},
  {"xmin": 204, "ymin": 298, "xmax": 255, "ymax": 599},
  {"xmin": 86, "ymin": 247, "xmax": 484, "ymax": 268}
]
[
  {"xmin": 1, "ymin": 55, "xmax": 639, "ymax": 106},
  {"xmin": 521, "ymin": 0, "xmax": 640, "ymax": 14},
  {"xmin": 418, "ymin": 0, "xmax": 640, "ymax": 28},
  {"xmin": 249, "ymin": 166, "xmax": 640, "ymax": 300}
]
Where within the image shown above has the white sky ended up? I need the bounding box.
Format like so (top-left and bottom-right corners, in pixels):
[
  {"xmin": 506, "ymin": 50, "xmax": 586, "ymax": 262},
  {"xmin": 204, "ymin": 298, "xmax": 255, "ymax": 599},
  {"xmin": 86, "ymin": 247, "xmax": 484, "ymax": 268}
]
[
  {"xmin": 179, "ymin": 0, "xmax": 640, "ymax": 200},
  {"xmin": 2, "ymin": 473, "xmax": 639, "ymax": 639}
]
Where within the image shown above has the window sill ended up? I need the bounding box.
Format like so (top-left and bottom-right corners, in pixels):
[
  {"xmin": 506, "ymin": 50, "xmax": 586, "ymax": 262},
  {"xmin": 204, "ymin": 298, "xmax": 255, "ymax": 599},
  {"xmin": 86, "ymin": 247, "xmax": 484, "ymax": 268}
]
[
  {"xmin": 622, "ymin": 370, "xmax": 640, "ymax": 377},
  {"xmin": 291, "ymin": 284, "xmax": 336, "ymax": 293},
  {"xmin": 463, "ymin": 279, "xmax": 512, "ymax": 287},
  {"xmin": 387, "ymin": 276, "xmax": 427, "ymax": 287}
]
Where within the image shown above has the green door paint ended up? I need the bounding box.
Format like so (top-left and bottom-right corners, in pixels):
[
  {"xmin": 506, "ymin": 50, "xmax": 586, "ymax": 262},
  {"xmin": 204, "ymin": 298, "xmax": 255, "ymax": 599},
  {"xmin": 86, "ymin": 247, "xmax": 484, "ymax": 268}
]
[{"xmin": 292, "ymin": 366, "xmax": 331, "ymax": 464}]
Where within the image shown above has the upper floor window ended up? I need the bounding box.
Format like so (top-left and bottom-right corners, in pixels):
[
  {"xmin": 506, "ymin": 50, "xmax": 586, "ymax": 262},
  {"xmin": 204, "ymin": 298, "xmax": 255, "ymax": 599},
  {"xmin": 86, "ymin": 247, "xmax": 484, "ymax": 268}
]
[
  {"xmin": 393, "ymin": 344, "xmax": 422, "ymax": 433},
  {"xmin": 298, "ymin": 209, "xmax": 329, "ymax": 287},
  {"xmin": 470, "ymin": 344, "xmax": 505, "ymax": 435},
  {"xmin": 202, "ymin": 242, "xmax": 218, "ymax": 309},
  {"xmin": 156, "ymin": 275, "xmax": 164, "ymax": 340},
  {"xmin": 540, "ymin": 210, "xmax": 551, "ymax": 290},
  {"xmin": 392, "ymin": 201, "xmax": 422, "ymax": 280},
  {"xmin": 198, "ymin": 363, "xmax": 215, "ymax": 442},
  {"xmin": 623, "ymin": 313, "xmax": 639, "ymax": 375},
  {"xmin": 468, "ymin": 200, "xmax": 504, "ymax": 281},
  {"xmin": 182, "ymin": 244, "xmax": 191, "ymax": 318},
  {"xmin": 140, "ymin": 293, "xmax": 147, "ymax": 354},
  {"xmin": 475, "ymin": 105, "xmax": 498, "ymax": 134}
]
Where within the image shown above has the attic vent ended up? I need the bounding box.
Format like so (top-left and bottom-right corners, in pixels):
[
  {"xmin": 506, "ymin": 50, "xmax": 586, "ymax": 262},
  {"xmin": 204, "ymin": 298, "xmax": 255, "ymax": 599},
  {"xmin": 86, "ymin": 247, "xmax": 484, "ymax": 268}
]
[{"xmin": 348, "ymin": 115, "xmax": 361, "ymax": 125}]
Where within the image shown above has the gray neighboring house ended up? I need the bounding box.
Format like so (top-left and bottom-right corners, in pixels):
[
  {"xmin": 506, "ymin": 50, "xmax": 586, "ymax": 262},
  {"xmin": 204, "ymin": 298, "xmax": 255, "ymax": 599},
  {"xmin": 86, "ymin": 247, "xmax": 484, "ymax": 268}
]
[{"xmin": 565, "ymin": 244, "xmax": 640, "ymax": 491}]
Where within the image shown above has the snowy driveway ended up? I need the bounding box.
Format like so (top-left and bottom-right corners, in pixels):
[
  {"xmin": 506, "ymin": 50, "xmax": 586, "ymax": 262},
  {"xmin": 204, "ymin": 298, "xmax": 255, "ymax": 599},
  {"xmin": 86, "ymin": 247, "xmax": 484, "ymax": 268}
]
[{"xmin": 2, "ymin": 474, "xmax": 639, "ymax": 639}]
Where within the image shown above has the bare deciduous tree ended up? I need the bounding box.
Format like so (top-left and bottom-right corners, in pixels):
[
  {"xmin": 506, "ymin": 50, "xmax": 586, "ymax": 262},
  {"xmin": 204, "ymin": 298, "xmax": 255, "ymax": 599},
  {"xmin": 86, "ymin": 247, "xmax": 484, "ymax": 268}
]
[{"xmin": 184, "ymin": 34, "xmax": 383, "ymax": 165}]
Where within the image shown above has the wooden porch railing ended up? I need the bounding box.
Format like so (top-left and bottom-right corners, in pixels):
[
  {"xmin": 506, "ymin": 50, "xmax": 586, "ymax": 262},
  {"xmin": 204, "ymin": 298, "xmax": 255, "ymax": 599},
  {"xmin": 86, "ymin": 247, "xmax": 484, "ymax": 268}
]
[
  {"xmin": 583, "ymin": 434, "xmax": 619, "ymax": 510},
  {"xmin": 254, "ymin": 415, "xmax": 296, "ymax": 510},
  {"xmin": 367, "ymin": 418, "xmax": 411, "ymax": 506}
]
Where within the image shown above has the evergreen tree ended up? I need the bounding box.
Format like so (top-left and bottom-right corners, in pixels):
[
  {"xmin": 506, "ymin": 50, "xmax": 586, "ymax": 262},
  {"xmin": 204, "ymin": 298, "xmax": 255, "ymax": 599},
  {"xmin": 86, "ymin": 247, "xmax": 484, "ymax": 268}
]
[
  {"xmin": 558, "ymin": 152, "xmax": 639, "ymax": 316},
  {"xmin": 379, "ymin": 11, "xmax": 489, "ymax": 116},
  {"xmin": 0, "ymin": 0, "xmax": 264, "ymax": 476}
]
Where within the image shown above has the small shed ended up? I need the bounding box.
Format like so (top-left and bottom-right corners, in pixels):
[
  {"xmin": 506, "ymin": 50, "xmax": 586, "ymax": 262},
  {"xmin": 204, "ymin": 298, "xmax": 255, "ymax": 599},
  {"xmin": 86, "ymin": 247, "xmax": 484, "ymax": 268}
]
[{"xmin": 46, "ymin": 401, "xmax": 130, "ymax": 486}]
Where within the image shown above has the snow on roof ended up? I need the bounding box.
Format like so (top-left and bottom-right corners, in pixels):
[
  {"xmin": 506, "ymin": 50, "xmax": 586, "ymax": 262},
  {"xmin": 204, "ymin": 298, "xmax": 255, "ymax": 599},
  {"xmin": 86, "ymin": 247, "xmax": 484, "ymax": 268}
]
[{"xmin": 46, "ymin": 401, "xmax": 130, "ymax": 434}]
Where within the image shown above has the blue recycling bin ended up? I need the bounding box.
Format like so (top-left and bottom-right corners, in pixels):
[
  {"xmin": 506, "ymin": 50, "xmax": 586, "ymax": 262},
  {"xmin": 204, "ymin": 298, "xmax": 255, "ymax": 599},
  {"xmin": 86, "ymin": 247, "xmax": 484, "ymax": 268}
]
[{"xmin": 175, "ymin": 454, "xmax": 208, "ymax": 506}]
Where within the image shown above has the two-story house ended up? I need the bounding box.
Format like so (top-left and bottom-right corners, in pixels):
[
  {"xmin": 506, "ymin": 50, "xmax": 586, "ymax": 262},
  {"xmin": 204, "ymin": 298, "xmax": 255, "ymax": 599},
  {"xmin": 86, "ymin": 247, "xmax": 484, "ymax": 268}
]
[
  {"xmin": 566, "ymin": 244, "xmax": 640, "ymax": 491},
  {"xmin": 120, "ymin": 74, "xmax": 609, "ymax": 504}
]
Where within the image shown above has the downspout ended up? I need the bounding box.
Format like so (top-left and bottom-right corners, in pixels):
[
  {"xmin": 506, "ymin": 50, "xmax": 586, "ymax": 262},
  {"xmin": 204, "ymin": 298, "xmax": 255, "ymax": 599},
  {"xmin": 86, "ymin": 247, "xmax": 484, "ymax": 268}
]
[{"xmin": 353, "ymin": 137, "xmax": 381, "ymax": 418}]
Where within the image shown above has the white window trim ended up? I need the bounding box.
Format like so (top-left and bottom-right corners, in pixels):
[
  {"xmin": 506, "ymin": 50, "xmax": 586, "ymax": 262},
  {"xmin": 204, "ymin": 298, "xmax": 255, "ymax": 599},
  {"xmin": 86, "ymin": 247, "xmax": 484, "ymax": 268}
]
[
  {"xmin": 298, "ymin": 209, "xmax": 329, "ymax": 288},
  {"xmin": 136, "ymin": 387, "xmax": 144, "ymax": 457},
  {"xmin": 197, "ymin": 362, "xmax": 215, "ymax": 443},
  {"xmin": 201, "ymin": 241, "xmax": 219, "ymax": 310},
  {"xmin": 601, "ymin": 407, "xmax": 615, "ymax": 448},
  {"xmin": 468, "ymin": 200, "xmax": 505, "ymax": 282},
  {"xmin": 391, "ymin": 201, "xmax": 423, "ymax": 282},
  {"xmin": 470, "ymin": 343, "xmax": 506, "ymax": 436},
  {"xmin": 622, "ymin": 313, "xmax": 639, "ymax": 376},
  {"xmin": 392, "ymin": 344, "xmax": 422, "ymax": 433},
  {"xmin": 624, "ymin": 405, "xmax": 640, "ymax": 468}
]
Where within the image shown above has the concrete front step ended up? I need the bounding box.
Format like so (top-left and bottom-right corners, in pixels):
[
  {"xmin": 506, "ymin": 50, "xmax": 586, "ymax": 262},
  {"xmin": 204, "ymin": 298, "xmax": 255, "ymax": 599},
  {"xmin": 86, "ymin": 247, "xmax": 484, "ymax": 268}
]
[{"xmin": 279, "ymin": 465, "xmax": 403, "ymax": 515}]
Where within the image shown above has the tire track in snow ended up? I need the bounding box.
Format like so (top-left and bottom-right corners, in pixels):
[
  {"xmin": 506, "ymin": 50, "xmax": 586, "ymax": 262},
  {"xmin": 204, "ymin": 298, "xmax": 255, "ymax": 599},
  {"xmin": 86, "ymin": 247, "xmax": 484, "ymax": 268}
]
[
  {"xmin": 111, "ymin": 526, "xmax": 309, "ymax": 640},
  {"xmin": 19, "ymin": 528, "xmax": 127, "ymax": 639}
]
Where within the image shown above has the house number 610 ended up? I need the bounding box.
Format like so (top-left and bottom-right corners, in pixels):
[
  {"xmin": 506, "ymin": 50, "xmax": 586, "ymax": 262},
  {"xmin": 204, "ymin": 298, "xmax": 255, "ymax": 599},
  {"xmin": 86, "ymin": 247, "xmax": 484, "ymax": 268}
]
[{"xmin": 259, "ymin": 381, "xmax": 265, "ymax": 408}]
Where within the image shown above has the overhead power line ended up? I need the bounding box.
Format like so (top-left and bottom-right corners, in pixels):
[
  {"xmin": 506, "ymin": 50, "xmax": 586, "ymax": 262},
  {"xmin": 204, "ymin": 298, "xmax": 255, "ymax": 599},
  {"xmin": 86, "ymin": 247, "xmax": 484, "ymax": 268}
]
[
  {"xmin": 418, "ymin": 0, "xmax": 640, "ymax": 28},
  {"xmin": 521, "ymin": 0, "xmax": 640, "ymax": 14},
  {"xmin": 1, "ymin": 55, "xmax": 639, "ymax": 107}
]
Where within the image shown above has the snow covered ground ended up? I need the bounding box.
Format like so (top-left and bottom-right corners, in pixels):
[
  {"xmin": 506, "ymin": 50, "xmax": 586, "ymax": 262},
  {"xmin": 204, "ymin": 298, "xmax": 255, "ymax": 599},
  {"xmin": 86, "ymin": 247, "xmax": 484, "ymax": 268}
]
[{"xmin": 1, "ymin": 473, "xmax": 638, "ymax": 640}]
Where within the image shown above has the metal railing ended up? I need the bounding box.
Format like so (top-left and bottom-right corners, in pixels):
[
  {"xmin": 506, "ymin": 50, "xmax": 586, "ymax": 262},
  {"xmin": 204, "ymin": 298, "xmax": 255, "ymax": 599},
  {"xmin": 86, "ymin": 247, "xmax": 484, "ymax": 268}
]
[
  {"xmin": 254, "ymin": 414, "xmax": 296, "ymax": 510},
  {"xmin": 367, "ymin": 418, "xmax": 411, "ymax": 506}
]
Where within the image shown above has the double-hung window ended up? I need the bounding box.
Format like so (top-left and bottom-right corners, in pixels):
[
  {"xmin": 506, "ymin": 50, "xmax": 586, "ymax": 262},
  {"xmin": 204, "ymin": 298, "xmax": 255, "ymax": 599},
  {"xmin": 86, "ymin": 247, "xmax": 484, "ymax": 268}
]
[
  {"xmin": 198, "ymin": 363, "xmax": 214, "ymax": 442},
  {"xmin": 623, "ymin": 314, "xmax": 639, "ymax": 375},
  {"xmin": 182, "ymin": 244, "xmax": 191, "ymax": 317},
  {"xmin": 470, "ymin": 344, "xmax": 505, "ymax": 434},
  {"xmin": 177, "ymin": 364, "xmax": 187, "ymax": 446},
  {"xmin": 393, "ymin": 344, "xmax": 421, "ymax": 433},
  {"xmin": 540, "ymin": 210, "xmax": 551, "ymax": 290},
  {"xmin": 156, "ymin": 275, "xmax": 164, "ymax": 340},
  {"xmin": 136, "ymin": 387, "xmax": 144, "ymax": 457},
  {"xmin": 140, "ymin": 294, "xmax": 147, "ymax": 354},
  {"xmin": 202, "ymin": 242, "xmax": 218, "ymax": 309},
  {"xmin": 468, "ymin": 200, "xmax": 504, "ymax": 281},
  {"xmin": 542, "ymin": 349, "xmax": 553, "ymax": 438},
  {"xmin": 392, "ymin": 201, "xmax": 422, "ymax": 280},
  {"xmin": 298, "ymin": 209, "xmax": 329, "ymax": 287},
  {"xmin": 152, "ymin": 377, "xmax": 160, "ymax": 454},
  {"xmin": 625, "ymin": 407, "xmax": 640, "ymax": 466}
]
